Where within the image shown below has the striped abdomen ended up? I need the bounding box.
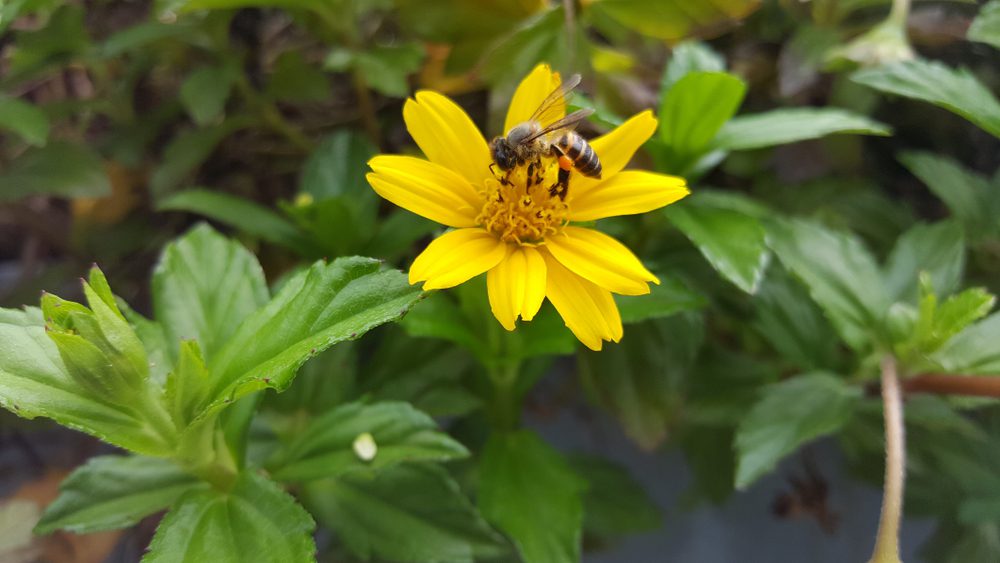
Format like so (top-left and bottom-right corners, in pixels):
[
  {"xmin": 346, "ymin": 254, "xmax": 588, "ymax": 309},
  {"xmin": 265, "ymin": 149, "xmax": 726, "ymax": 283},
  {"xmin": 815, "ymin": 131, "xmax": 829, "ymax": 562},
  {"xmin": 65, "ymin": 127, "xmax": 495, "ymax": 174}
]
[{"xmin": 555, "ymin": 132, "xmax": 602, "ymax": 178}]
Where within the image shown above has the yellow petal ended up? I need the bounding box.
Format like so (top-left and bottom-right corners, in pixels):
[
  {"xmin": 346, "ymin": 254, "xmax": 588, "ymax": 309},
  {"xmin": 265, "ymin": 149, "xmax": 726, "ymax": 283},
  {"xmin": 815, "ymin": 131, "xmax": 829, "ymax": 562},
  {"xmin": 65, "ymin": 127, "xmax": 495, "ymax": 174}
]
[
  {"xmin": 403, "ymin": 90, "xmax": 492, "ymax": 186},
  {"xmin": 573, "ymin": 110, "xmax": 659, "ymax": 196},
  {"xmin": 569, "ymin": 170, "xmax": 689, "ymax": 222},
  {"xmin": 487, "ymin": 245, "xmax": 547, "ymax": 331},
  {"xmin": 545, "ymin": 226, "xmax": 658, "ymax": 296},
  {"xmin": 368, "ymin": 156, "xmax": 483, "ymax": 227},
  {"xmin": 410, "ymin": 229, "xmax": 508, "ymax": 290},
  {"xmin": 504, "ymin": 63, "xmax": 563, "ymax": 134},
  {"xmin": 541, "ymin": 248, "xmax": 623, "ymax": 351}
]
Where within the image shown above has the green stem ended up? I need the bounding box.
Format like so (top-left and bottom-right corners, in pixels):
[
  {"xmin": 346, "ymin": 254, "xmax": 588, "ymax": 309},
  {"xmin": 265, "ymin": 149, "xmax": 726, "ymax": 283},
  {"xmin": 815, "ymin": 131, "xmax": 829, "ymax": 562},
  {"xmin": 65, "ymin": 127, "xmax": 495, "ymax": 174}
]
[
  {"xmin": 888, "ymin": 0, "xmax": 911, "ymax": 26},
  {"xmin": 488, "ymin": 361, "xmax": 522, "ymax": 431},
  {"xmin": 869, "ymin": 355, "xmax": 905, "ymax": 563},
  {"xmin": 234, "ymin": 77, "xmax": 314, "ymax": 154}
]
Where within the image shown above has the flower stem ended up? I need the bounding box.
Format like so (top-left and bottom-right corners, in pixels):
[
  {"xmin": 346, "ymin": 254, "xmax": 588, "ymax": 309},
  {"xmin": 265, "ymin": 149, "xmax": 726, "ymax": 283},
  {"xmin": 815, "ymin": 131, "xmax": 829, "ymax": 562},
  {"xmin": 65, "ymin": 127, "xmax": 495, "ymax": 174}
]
[
  {"xmin": 870, "ymin": 355, "xmax": 905, "ymax": 563},
  {"xmin": 888, "ymin": 0, "xmax": 911, "ymax": 26}
]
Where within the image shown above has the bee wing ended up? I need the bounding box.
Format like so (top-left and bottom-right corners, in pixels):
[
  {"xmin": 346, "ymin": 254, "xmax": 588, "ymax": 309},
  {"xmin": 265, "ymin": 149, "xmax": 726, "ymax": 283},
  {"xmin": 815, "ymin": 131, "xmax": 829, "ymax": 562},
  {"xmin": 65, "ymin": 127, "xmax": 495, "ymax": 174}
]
[
  {"xmin": 522, "ymin": 108, "xmax": 594, "ymax": 143},
  {"xmin": 528, "ymin": 74, "xmax": 582, "ymax": 128}
]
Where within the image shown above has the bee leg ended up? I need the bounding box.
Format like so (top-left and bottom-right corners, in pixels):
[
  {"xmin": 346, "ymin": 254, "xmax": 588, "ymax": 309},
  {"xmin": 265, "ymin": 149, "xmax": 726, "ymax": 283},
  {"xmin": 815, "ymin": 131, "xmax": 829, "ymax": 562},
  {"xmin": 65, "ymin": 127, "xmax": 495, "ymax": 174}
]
[{"xmin": 550, "ymin": 167, "xmax": 570, "ymax": 200}]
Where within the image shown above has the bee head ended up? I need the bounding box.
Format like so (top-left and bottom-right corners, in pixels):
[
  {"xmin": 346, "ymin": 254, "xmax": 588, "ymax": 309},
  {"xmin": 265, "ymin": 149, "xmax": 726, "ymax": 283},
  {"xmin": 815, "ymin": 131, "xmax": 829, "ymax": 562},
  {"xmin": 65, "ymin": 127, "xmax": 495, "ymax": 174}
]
[{"xmin": 490, "ymin": 136, "xmax": 516, "ymax": 171}]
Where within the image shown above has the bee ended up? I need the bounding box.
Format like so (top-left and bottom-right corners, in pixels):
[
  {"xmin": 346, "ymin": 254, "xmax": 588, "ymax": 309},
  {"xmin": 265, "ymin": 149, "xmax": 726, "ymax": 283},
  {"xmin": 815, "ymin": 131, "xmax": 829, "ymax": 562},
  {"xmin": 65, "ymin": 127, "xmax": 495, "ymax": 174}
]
[{"xmin": 489, "ymin": 74, "xmax": 600, "ymax": 199}]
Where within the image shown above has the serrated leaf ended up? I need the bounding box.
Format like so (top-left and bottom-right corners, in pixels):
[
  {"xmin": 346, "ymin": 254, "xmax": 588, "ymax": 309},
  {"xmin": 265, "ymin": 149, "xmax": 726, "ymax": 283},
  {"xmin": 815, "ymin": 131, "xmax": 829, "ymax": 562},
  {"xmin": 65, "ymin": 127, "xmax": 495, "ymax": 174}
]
[
  {"xmin": 303, "ymin": 464, "xmax": 505, "ymax": 563},
  {"xmin": 766, "ymin": 218, "xmax": 890, "ymax": 350},
  {"xmin": 197, "ymin": 257, "xmax": 423, "ymax": 419},
  {"xmin": 898, "ymin": 151, "xmax": 997, "ymax": 237},
  {"xmin": 968, "ymin": 0, "xmax": 1000, "ymax": 50},
  {"xmin": 159, "ymin": 190, "xmax": 315, "ymax": 255},
  {"xmin": 479, "ymin": 430, "xmax": 585, "ymax": 563},
  {"xmin": 734, "ymin": 372, "xmax": 860, "ymax": 489},
  {"xmin": 579, "ymin": 314, "xmax": 702, "ymax": 450},
  {"xmin": 153, "ymin": 224, "xmax": 269, "ymax": 365},
  {"xmin": 300, "ymin": 129, "xmax": 378, "ymax": 231},
  {"xmin": 883, "ymin": 221, "xmax": 965, "ymax": 302},
  {"xmin": 753, "ymin": 267, "xmax": 840, "ymax": 371},
  {"xmin": 143, "ymin": 472, "xmax": 315, "ymax": 563},
  {"xmin": 852, "ymin": 59, "xmax": 1000, "ymax": 139},
  {"xmin": 180, "ymin": 64, "xmax": 238, "ymax": 126},
  {"xmin": 36, "ymin": 455, "xmax": 202, "ymax": 534},
  {"xmin": 712, "ymin": 107, "xmax": 891, "ymax": 151},
  {"xmin": 0, "ymin": 95, "xmax": 49, "ymax": 146},
  {"xmin": 0, "ymin": 142, "xmax": 109, "ymax": 202},
  {"xmin": 150, "ymin": 123, "xmax": 243, "ymax": 198},
  {"xmin": 932, "ymin": 313, "xmax": 1000, "ymax": 374},
  {"xmin": 365, "ymin": 337, "xmax": 480, "ymax": 417},
  {"xmin": 267, "ymin": 401, "xmax": 468, "ymax": 482},
  {"xmin": 0, "ymin": 308, "xmax": 168, "ymax": 456},
  {"xmin": 666, "ymin": 193, "xmax": 769, "ymax": 293},
  {"xmin": 401, "ymin": 291, "xmax": 490, "ymax": 363},
  {"xmin": 481, "ymin": 6, "xmax": 569, "ymax": 85}
]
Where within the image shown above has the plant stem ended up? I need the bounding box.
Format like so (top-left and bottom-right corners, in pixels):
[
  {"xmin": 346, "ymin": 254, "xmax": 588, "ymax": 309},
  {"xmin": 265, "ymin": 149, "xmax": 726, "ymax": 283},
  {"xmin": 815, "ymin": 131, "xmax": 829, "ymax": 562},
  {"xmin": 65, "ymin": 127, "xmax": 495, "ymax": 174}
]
[
  {"xmin": 234, "ymin": 76, "xmax": 314, "ymax": 154},
  {"xmin": 904, "ymin": 374, "xmax": 1000, "ymax": 398},
  {"xmin": 351, "ymin": 70, "xmax": 382, "ymax": 149},
  {"xmin": 888, "ymin": 0, "xmax": 911, "ymax": 26},
  {"xmin": 870, "ymin": 355, "xmax": 905, "ymax": 563}
]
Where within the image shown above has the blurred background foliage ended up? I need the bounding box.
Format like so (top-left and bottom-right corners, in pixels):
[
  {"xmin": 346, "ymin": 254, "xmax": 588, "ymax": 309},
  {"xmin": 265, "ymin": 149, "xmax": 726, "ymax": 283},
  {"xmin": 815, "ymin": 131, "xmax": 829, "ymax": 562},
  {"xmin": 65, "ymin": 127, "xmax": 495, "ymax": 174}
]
[{"xmin": 2, "ymin": 0, "xmax": 1000, "ymax": 561}]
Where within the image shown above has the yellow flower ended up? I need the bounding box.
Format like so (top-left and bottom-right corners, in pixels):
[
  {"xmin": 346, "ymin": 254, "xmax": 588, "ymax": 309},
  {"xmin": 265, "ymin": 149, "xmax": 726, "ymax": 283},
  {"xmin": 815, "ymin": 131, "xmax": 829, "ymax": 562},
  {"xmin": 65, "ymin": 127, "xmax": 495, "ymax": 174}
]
[{"xmin": 367, "ymin": 64, "xmax": 688, "ymax": 350}]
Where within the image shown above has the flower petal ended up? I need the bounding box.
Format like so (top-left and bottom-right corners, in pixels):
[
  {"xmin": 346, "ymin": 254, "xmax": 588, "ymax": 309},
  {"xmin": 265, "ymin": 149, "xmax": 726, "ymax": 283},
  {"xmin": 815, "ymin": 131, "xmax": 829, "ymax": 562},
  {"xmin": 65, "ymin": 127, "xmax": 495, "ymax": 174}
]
[
  {"xmin": 572, "ymin": 110, "xmax": 659, "ymax": 196},
  {"xmin": 410, "ymin": 229, "xmax": 508, "ymax": 290},
  {"xmin": 403, "ymin": 90, "xmax": 492, "ymax": 186},
  {"xmin": 569, "ymin": 170, "xmax": 689, "ymax": 221},
  {"xmin": 504, "ymin": 63, "xmax": 563, "ymax": 134},
  {"xmin": 545, "ymin": 226, "xmax": 658, "ymax": 296},
  {"xmin": 368, "ymin": 156, "xmax": 483, "ymax": 227},
  {"xmin": 541, "ymin": 248, "xmax": 623, "ymax": 351},
  {"xmin": 487, "ymin": 245, "xmax": 546, "ymax": 331}
]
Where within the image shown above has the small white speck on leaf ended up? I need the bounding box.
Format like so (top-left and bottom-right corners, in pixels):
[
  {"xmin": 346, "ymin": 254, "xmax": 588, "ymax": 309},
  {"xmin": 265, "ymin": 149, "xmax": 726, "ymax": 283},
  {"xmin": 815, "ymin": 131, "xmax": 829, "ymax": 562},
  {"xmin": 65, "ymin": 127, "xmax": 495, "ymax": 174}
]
[{"xmin": 353, "ymin": 432, "xmax": 377, "ymax": 461}]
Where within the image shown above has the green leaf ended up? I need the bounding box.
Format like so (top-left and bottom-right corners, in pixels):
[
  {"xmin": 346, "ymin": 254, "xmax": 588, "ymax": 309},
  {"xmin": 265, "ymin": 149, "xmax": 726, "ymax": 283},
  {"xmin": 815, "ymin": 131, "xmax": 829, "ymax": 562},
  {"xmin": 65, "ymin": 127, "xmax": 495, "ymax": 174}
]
[
  {"xmin": 401, "ymin": 291, "xmax": 491, "ymax": 363},
  {"xmin": 569, "ymin": 454, "xmax": 661, "ymax": 540},
  {"xmin": 734, "ymin": 372, "xmax": 860, "ymax": 489},
  {"xmin": 0, "ymin": 307, "xmax": 167, "ymax": 456},
  {"xmin": 656, "ymin": 71, "xmax": 746, "ymax": 172},
  {"xmin": 932, "ymin": 313, "xmax": 1000, "ymax": 374},
  {"xmin": 179, "ymin": 64, "xmax": 239, "ymax": 126},
  {"xmin": 303, "ymin": 464, "xmax": 505, "ymax": 562},
  {"xmin": 579, "ymin": 314, "xmax": 702, "ymax": 450},
  {"xmin": 7, "ymin": 5, "xmax": 89, "ymax": 79},
  {"xmin": 615, "ymin": 275, "xmax": 707, "ymax": 324},
  {"xmin": 753, "ymin": 268, "xmax": 840, "ymax": 371},
  {"xmin": 36, "ymin": 455, "xmax": 202, "ymax": 534},
  {"xmin": 152, "ymin": 224, "xmax": 269, "ymax": 364},
  {"xmin": 267, "ymin": 401, "xmax": 468, "ymax": 482},
  {"xmin": 143, "ymin": 472, "xmax": 315, "ymax": 563},
  {"xmin": 0, "ymin": 142, "xmax": 109, "ymax": 202},
  {"xmin": 198, "ymin": 257, "xmax": 423, "ymax": 419},
  {"xmin": 712, "ymin": 107, "xmax": 891, "ymax": 151},
  {"xmin": 266, "ymin": 51, "xmax": 330, "ymax": 103},
  {"xmin": 100, "ymin": 20, "xmax": 196, "ymax": 57},
  {"xmin": 883, "ymin": 221, "xmax": 965, "ymax": 302},
  {"xmin": 660, "ymin": 41, "xmax": 725, "ymax": 96},
  {"xmin": 968, "ymin": 0, "xmax": 1000, "ymax": 50},
  {"xmin": 0, "ymin": 95, "xmax": 49, "ymax": 146},
  {"xmin": 354, "ymin": 43, "xmax": 425, "ymax": 97},
  {"xmin": 666, "ymin": 193, "xmax": 769, "ymax": 293},
  {"xmin": 299, "ymin": 129, "xmax": 378, "ymax": 230},
  {"xmin": 150, "ymin": 123, "xmax": 242, "ymax": 198},
  {"xmin": 482, "ymin": 6, "xmax": 569, "ymax": 85},
  {"xmin": 766, "ymin": 218, "xmax": 890, "ymax": 350},
  {"xmin": 852, "ymin": 59, "xmax": 1000, "ymax": 139},
  {"xmin": 159, "ymin": 190, "xmax": 315, "ymax": 255},
  {"xmin": 898, "ymin": 151, "xmax": 997, "ymax": 237},
  {"xmin": 479, "ymin": 430, "xmax": 585, "ymax": 563},
  {"xmin": 594, "ymin": 0, "xmax": 760, "ymax": 42}
]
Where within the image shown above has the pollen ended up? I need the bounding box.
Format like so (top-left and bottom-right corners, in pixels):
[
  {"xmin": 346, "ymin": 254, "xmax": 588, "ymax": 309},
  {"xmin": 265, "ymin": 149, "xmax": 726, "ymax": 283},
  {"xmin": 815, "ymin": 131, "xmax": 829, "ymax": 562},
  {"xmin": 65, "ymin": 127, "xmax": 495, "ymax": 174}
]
[{"xmin": 477, "ymin": 155, "xmax": 570, "ymax": 244}]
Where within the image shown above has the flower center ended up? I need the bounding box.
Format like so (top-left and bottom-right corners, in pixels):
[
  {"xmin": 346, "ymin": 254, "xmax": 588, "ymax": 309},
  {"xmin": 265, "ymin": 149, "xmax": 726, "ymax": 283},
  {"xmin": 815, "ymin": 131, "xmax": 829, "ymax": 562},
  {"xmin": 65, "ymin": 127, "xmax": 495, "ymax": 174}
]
[{"xmin": 477, "ymin": 155, "xmax": 570, "ymax": 244}]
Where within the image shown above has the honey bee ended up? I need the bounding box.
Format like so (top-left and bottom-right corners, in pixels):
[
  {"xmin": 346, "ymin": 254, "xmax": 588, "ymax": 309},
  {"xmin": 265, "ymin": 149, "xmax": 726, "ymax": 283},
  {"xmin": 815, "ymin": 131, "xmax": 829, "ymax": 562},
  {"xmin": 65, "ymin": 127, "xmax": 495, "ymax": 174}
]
[{"xmin": 489, "ymin": 74, "xmax": 600, "ymax": 199}]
